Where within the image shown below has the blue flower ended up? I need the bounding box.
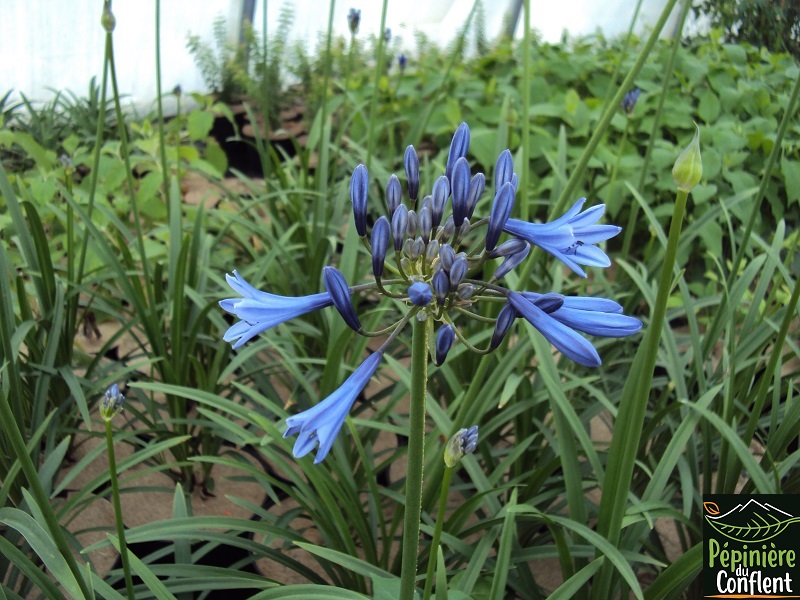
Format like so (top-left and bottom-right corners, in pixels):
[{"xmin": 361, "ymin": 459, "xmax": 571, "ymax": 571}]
[
  {"xmin": 347, "ymin": 8, "xmax": 361, "ymax": 34},
  {"xmin": 508, "ymin": 292, "xmax": 641, "ymax": 367},
  {"xmin": 100, "ymin": 383, "xmax": 125, "ymax": 422},
  {"xmin": 220, "ymin": 271, "xmax": 333, "ymax": 349},
  {"xmin": 398, "ymin": 53, "xmax": 407, "ymax": 71},
  {"xmin": 503, "ymin": 198, "xmax": 621, "ymax": 277},
  {"xmin": 621, "ymin": 88, "xmax": 641, "ymax": 114},
  {"xmin": 284, "ymin": 352, "xmax": 383, "ymax": 463}
]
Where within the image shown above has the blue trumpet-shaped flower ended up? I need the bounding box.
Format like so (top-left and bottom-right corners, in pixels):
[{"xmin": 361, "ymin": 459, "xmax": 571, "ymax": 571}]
[
  {"xmin": 220, "ymin": 271, "xmax": 333, "ymax": 349},
  {"xmin": 503, "ymin": 198, "xmax": 621, "ymax": 278},
  {"xmin": 284, "ymin": 352, "xmax": 383, "ymax": 463},
  {"xmin": 508, "ymin": 291, "xmax": 641, "ymax": 367}
]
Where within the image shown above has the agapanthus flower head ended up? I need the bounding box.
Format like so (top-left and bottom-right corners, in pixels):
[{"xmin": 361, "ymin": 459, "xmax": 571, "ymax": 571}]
[
  {"xmin": 285, "ymin": 352, "xmax": 382, "ymax": 463},
  {"xmin": 398, "ymin": 53, "xmax": 407, "ymax": 71},
  {"xmin": 221, "ymin": 121, "xmax": 641, "ymax": 465},
  {"xmin": 621, "ymin": 88, "xmax": 641, "ymax": 115},
  {"xmin": 444, "ymin": 426, "xmax": 479, "ymax": 467},
  {"xmin": 347, "ymin": 8, "xmax": 361, "ymax": 34},
  {"xmin": 100, "ymin": 383, "xmax": 125, "ymax": 422}
]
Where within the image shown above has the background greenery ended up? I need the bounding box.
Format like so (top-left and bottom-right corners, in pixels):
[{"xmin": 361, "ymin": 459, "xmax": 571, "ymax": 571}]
[{"xmin": 0, "ymin": 0, "xmax": 798, "ymax": 597}]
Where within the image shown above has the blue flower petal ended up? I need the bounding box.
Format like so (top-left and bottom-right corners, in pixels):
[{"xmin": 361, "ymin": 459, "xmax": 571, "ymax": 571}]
[{"xmin": 284, "ymin": 352, "xmax": 383, "ymax": 463}]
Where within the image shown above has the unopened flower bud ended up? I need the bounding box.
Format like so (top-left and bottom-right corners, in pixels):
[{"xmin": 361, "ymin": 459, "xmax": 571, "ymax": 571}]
[
  {"xmin": 449, "ymin": 255, "xmax": 468, "ymax": 290},
  {"xmin": 445, "ymin": 123, "xmax": 470, "ymax": 181},
  {"xmin": 672, "ymin": 126, "xmax": 702, "ymax": 193},
  {"xmin": 101, "ymin": 5, "xmax": 116, "ymax": 32},
  {"xmin": 347, "ymin": 7, "xmax": 361, "ymax": 35},
  {"xmin": 351, "ymin": 164, "xmax": 369, "ymax": 237},
  {"xmin": 492, "ymin": 244, "xmax": 530, "ymax": 281},
  {"xmin": 435, "ymin": 324, "xmax": 455, "ymax": 366},
  {"xmin": 453, "ymin": 218, "xmax": 470, "ymax": 246},
  {"xmin": 467, "ymin": 173, "xmax": 485, "ymax": 219},
  {"xmin": 486, "ymin": 182, "xmax": 515, "ymax": 252},
  {"xmin": 100, "ymin": 384, "xmax": 125, "ymax": 422},
  {"xmin": 386, "ymin": 174, "xmax": 402, "ymax": 217},
  {"xmin": 456, "ymin": 284, "xmax": 475, "ymax": 301},
  {"xmin": 408, "ymin": 282, "xmax": 433, "ymax": 306},
  {"xmin": 495, "ymin": 149, "xmax": 514, "ymax": 195},
  {"xmin": 404, "ymin": 145, "xmax": 419, "ymax": 201},
  {"xmin": 444, "ymin": 426, "xmax": 479, "ymax": 467},
  {"xmin": 406, "ymin": 210, "xmax": 418, "ymax": 238},
  {"xmin": 433, "ymin": 269, "xmax": 449, "ymax": 306},
  {"xmin": 439, "ymin": 244, "xmax": 455, "ymax": 272},
  {"xmin": 324, "ymin": 266, "xmax": 360, "ymax": 331},
  {"xmin": 371, "ymin": 216, "xmax": 390, "ymax": 278},
  {"xmin": 431, "ymin": 176, "xmax": 450, "ymax": 228},
  {"xmin": 441, "ymin": 216, "xmax": 456, "ymax": 242},
  {"xmin": 489, "ymin": 238, "xmax": 528, "ymax": 259},
  {"xmin": 451, "ymin": 157, "xmax": 470, "ymax": 224},
  {"xmin": 392, "ymin": 204, "xmax": 408, "ymax": 252},
  {"xmin": 490, "ymin": 303, "xmax": 517, "ymax": 350},
  {"xmin": 425, "ymin": 239, "xmax": 440, "ymax": 264},
  {"xmin": 418, "ymin": 206, "xmax": 432, "ymax": 241},
  {"xmin": 621, "ymin": 88, "xmax": 641, "ymax": 115}
]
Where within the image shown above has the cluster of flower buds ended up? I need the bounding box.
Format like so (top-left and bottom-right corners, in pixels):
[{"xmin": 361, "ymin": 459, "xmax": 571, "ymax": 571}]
[
  {"xmin": 220, "ymin": 123, "xmax": 642, "ymax": 462},
  {"xmin": 347, "ymin": 8, "xmax": 361, "ymax": 35},
  {"xmin": 100, "ymin": 384, "xmax": 125, "ymax": 422}
]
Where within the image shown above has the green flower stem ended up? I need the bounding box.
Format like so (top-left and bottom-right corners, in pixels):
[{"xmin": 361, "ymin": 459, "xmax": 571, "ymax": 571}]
[
  {"xmin": 422, "ymin": 465, "xmax": 454, "ymax": 600},
  {"xmin": 314, "ymin": 0, "xmax": 335, "ymax": 232},
  {"xmin": 105, "ymin": 419, "xmax": 135, "ymax": 600},
  {"xmin": 606, "ymin": 124, "xmax": 629, "ymax": 206},
  {"xmin": 593, "ymin": 188, "xmax": 689, "ymax": 598},
  {"xmin": 399, "ymin": 317, "xmax": 431, "ymax": 600},
  {"xmin": 621, "ymin": 0, "xmax": 692, "ymax": 257},
  {"xmin": 155, "ymin": 0, "xmax": 170, "ymax": 208},
  {"xmin": 0, "ymin": 378, "xmax": 93, "ymax": 599}
]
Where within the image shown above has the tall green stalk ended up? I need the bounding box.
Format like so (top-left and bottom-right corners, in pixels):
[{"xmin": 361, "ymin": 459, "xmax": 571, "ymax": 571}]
[
  {"xmin": 593, "ymin": 186, "xmax": 691, "ymax": 597},
  {"xmin": 519, "ymin": 0, "xmax": 531, "ymax": 222},
  {"xmin": 399, "ymin": 317, "xmax": 431, "ymax": 600},
  {"xmin": 314, "ymin": 0, "xmax": 336, "ymax": 233},
  {"xmin": 155, "ymin": 0, "xmax": 170, "ymax": 208},
  {"xmin": 105, "ymin": 420, "xmax": 135, "ymax": 599},
  {"xmin": 422, "ymin": 465, "xmax": 453, "ymax": 600}
]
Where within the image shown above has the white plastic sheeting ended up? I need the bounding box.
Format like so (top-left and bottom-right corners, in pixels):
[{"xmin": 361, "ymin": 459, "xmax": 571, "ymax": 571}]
[{"xmin": 1, "ymin": 0, "xmax": 682, "ymax": 109}]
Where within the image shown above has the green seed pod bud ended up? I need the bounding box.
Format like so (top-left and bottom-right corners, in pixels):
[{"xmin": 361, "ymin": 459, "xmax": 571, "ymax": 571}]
[
  {"xmin": 672, "ymin": 126, "xmax": 702, "ymax": 192},
  {"xmin": 101, "ymin": 5, "xmax": 116, "ymax": 32},
  {"xmin": 100, "ymin": 384, "xmax": 125, "ymax": 422},
  {"xmin": 444, "ymin": 426, "xmax": 479, "ymax": 467}
]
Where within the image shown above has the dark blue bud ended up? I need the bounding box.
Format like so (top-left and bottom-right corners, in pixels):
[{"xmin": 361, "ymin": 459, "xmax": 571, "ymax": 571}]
[
  {"xmin": 532, "ymin": 292, "xmax": 564, "ymax": 314},
  {"xmin": 485, "ymin": 182, "xmax": 515, "ymax": 252},
  {"xmin": 490, "ymin": 303, "xmax": 517, "ymax": 350},
  {"xmin": 492, "ymin": 244, "xmax": 530, "ymax": 280},
  {"xmin": 431, "ymin": 176, "xmax": 450, "ymax": 228},
  {"xmin": 488, "ymin": 238, "xmax": 529, "ymax": 259},
  {"xmin": 456, "ymin": 284, "xmax": 474, "ymax": 300},
  {"xmin": 323, "ymin": 266, "xmax": 360, "ymax": 331},
  {"xmin": 412, "ymin": 236, "xmax": 425, "ymax": 259},
  {"xmin": 445, "ymin": 122, "xmax": 470, "ymax": 181},
  {"xmin": 433, "ymin": 269, "xmax": 450, "ymax": 305},
  {"xmin": 404, "ymin": 145, "xmax": 419, "ymax": 201},
  {"xmin": 371, "ymin": 216, "xmax": 390, "ymax": 278},
  {"xmin": 408, "ymin": 281, "xmax": 432, "ymax": 306},
  {"xmin": 467, "ymin": 173, "xmax": 485, "ymax": 219},
  {"xmin": 495, "ymin": 149, "xmax": 514, "ymax": 195},
  {"xmin": 449, "ymin": 255, "xmax": 468, "ymax": 291},
  {"xmin": 435, "ymin": 324, "xmax": 456, "ymax": 366},
  {"xmin": 439, "ymin": 244, "xmax": 455, "ymax": 272},
  {"xmin": 451, "ymin": 157, "xmax": 470, "ymax": 224},
  {"xmin": 398, "ymin": 53, "xmax": 407, "ymax": 70},
  {"xmin": 351, "ymin": 164, "xmax": 369, "ymax": 237},
  {"xmin": 347, "ymin": 8, "xmax": 361, "ymax": 34},
  {"xmin": 406, "ymin": 210, "xmax": 418, "ymax": 237},
  {"xmin": 418, "ymin": 206, "xmax": 432, "ymax": 240},
  {"xmin": 441, "ymin": 216, "xmax": 456, "ymax": 241},
  {"xmin": 621, "ymin": 88, "xmax": 641, "ymax": 114},
  {"xmin": 386, "ymin": 174, "xmax": 402, "ymax": 217},
  {"xmin": 392, "ymin": 204, "xmax": 408, "ymax": 252},
  {"xmin": 453, "ymin": 218, "xmax": 470, "ymax": 245}
]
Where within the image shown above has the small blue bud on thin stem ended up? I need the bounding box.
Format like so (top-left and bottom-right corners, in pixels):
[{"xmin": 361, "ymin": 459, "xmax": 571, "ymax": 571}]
[
  {"xmin": 451, "ymin": 157, "xmax": 470, "ymax": 225},
  {"xmin": 431, "ymin": 176, "xmax": 450, "ymax": 228},
  {"xmin": 492, "ymin": 244, "xmax": 530, "ymax": 281},
  {"xmin": 490, "ymin": 303, "xmax": 518, "ymax": 350},
  {"xmin": 418, "ymin": 206, "xmax": 433, "ymax": 241},
  {"xmin": 449, "ymin": 255, "xmax": 468, "ymax": 291},
  {"xmin": 392, "ymin": 204, "xmax": 408, "ymax": 252},
  {"xmin": 323, "ymin": 266, "xmax": 361, "ymax": 331},
  {"xmin": 467, "ymin": 173, "xmax": 485, "ymax": 219},
  {"xmin": 351, "ymin": 164, "xmax": 369, "ymax": 237},
  {"xmin": 621, "ymin": 88, "xmax": 641, "ymax": 115},
  {"xmin": 439, "ymin": 244, "xmax": 455, "ymax": 272},
  {"xmin": 433, "ymin": 269, "xmax": 449, "ymax": 306},
  {"xmin": 371, "ymin": 216, "xmax": 390, "ymax": 278},
  {"xmin": 445, "ymin": 122, "xmax": 470, "ymax": 181},
  {"xmin": 406, "ymin": 210, "xmax": 418, "ymax": 238},
  {"xmin": 444, "ymin": 425, "xmax": 479, "ymax": 467},
  {"xmin": 408, "ymin": 282, "xmax": 433, "ymax": 306},
  {"xmin": 100, "ymin": 383, "xmax": 125, "ymax": 422},
  {"xmin": 435, "ymin": 324, "xmax": 455, "ymax": 366},
  {"xmin": 489, "ymin": 238, "xmax": 528, "ymax": 259},
  {"xmin": 486, "ymin": 182, "xmax": 515, "ymax": 252},
  {"xmin": 386, "ymin": 174, "xmax": 402, "ymax": 217},
  {"xmin": 404, "ymin": 145, "xmax": 420, "ymax": 201},
  {"xmin": 495, "ymin": 149, "xmax": 514, "ymax": 195}
]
